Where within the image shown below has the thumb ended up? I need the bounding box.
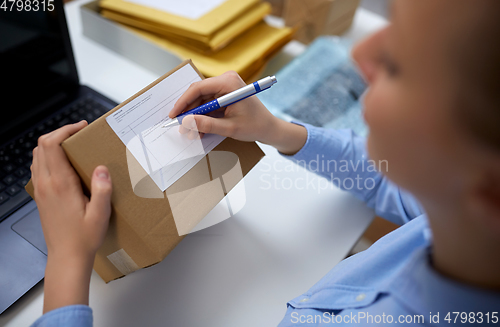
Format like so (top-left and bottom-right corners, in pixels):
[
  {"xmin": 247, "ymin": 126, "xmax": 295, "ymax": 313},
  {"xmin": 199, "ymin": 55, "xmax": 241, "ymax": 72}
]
[
  {"xmin": 87, "ymin": 165, "xmax": 112, "ymax": 223},
  {"xmin": 181, "ymin": 114, "xmax": 235, "ymax": 137}
]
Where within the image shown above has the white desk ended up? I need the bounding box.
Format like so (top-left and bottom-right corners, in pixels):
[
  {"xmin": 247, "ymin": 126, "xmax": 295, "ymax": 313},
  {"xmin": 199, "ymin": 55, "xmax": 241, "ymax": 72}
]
[{"xmin": 0, "ymin": 3, "xmax": 387, "ymax": 326}]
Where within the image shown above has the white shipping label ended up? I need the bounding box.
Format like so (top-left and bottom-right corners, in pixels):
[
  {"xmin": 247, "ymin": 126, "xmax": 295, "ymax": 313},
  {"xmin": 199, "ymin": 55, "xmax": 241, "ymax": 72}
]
[{"xmin": 106, "ymin": 64, "xmax": 225, "ymax": 192}]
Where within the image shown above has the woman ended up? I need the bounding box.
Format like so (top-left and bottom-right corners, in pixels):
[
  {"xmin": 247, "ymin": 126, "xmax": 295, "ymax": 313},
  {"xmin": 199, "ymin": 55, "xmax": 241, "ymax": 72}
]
[{"xmin": 31, "ymin": 0, "xmax": 500, "ymax": 325}]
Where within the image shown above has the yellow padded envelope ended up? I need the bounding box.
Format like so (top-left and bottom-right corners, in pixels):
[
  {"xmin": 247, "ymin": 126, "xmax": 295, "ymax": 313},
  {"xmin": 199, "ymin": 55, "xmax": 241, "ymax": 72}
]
[
  {"xmin": 100, "ymin": 0, "xmax": 259, "ymax": 39},
  {"xmin": 119, "ymin": 20, "xmax": 294, "ymax": 81},
  {"xmin": 101, "ymin": 2, "xmax": 271, "ymax": 53}
]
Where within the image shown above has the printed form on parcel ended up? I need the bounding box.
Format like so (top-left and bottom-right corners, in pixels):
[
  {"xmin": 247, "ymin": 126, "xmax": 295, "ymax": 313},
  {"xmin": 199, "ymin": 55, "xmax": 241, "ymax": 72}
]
[{"xmin": 106, "ymin": 64, "xmax": 225, "ymax": 191}]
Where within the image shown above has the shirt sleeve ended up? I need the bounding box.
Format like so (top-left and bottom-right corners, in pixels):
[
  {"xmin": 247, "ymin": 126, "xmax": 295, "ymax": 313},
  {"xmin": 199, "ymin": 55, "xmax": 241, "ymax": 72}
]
[
  {"xmin": 30, "ymin": 305, "xmax": 93, "ymax": 327},
  {"xmin": 281, "ymin": 122, "xmax": 424, "ymax": 225}
]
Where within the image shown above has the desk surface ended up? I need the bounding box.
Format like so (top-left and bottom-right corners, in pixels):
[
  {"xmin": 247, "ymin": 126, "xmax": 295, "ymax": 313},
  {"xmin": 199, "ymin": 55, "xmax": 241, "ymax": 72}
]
[{"xmin": 0, "ymin": 2, "xmax": 387, "ymax": 326}]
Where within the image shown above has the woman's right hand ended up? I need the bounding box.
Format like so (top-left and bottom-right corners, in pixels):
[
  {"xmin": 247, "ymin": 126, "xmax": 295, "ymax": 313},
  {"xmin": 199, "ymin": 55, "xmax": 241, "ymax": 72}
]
[
  {"xmin": 170, "ymin": 71, "xmax": 278, "ymax": 143},
  {"xmin": 170, "ymin": 71, "xmax": 307, "ymax": 155}
]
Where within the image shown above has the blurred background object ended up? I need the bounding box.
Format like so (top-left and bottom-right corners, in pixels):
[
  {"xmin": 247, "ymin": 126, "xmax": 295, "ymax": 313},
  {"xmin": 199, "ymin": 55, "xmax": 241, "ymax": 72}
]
[
  {"xmin": 360, "ymin": 0, "xmax": 389, "ymax": 18},
  {"xmin": 258, "ymin": 36, "xmax": 368, "ymax": 136},
  {"xmin": 268, "ymin": 0, "xmax": 389, "ymax": 23},
  {"xmin": 267, "ymin": 0, "xmax": 389, "ymax": 44},
  {"xmin": 282, "ymin": 0, "xmax": 361, "ymax": 44}
]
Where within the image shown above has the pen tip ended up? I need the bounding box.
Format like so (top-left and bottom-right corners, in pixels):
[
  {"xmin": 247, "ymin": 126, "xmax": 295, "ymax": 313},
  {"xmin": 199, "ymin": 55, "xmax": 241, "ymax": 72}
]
[{"xmin": 163, "ymin": 118, "xmax": 179, "ymax": 128}]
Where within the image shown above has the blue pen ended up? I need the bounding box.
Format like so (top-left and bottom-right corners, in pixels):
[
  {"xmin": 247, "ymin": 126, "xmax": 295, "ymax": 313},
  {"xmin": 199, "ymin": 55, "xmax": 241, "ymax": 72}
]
[{"xmin": 162, "ymin": 75, "xmax": 277, "ymax": 128}]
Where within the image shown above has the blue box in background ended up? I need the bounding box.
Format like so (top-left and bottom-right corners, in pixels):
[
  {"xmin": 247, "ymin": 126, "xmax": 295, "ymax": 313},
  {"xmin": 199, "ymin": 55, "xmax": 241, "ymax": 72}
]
[{"xmin": 258, "ymin": 36, "xmax": 368, "ymax": 136}]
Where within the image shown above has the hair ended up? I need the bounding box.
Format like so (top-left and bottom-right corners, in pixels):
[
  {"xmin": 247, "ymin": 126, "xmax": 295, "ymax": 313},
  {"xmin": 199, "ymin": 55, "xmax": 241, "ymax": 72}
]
[{"xmin": 450, "ymin": 1, "xmax": 500, "ymax": 151}]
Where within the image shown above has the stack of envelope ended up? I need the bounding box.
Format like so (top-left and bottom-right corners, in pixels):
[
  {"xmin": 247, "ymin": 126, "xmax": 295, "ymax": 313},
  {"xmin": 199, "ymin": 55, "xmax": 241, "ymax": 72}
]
[{"xmin": 99, "ymin": 0, "xmax": 294, "ymax": 80}]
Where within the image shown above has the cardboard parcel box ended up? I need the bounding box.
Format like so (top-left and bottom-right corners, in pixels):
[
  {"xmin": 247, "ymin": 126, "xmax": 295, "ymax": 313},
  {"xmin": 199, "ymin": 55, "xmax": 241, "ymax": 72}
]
[
  {"xmin": 26, "ymin": 60, "xmax": 265, "ymax": 282},
  {"xmin": 283, "ymin": 0, "xmax": 360, "ymax": 44}
]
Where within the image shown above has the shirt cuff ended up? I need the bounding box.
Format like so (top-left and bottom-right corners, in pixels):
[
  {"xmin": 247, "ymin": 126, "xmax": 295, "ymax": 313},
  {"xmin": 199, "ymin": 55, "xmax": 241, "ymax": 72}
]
[
  {"xmin": 31, "ymin": 305, "xmax": 93, "ymax": 327},
  {"xmin": 279, "ymin": 121, "xmax": 339, "ymax": 161}
]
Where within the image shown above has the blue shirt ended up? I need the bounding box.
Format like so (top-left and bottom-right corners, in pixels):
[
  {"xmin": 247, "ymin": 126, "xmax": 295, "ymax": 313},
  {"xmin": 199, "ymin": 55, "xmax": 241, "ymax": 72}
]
[
  {"xmin": 31, "ymin": 305, "xmax": 92, "ymax": 327},
  {"xmin": 31, "ymin": 123, "xmax": 500, "ymax": 326}
]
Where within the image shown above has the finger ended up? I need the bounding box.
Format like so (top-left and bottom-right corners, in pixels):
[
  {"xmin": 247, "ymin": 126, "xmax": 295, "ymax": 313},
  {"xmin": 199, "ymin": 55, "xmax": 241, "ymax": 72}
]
[
  {"xmin": 170, "ymin": 79, "xmax": 221, "ymax": 118},
  {"xmin": 31, "ymin": 147, "xmax": 38, "ymax": 186},
  {"xmin": 187, "ymin": 129, "xmax": 199, "ymax": 140},
  {"xmin": 170, "ymin": 72, "xmax": 243, "ymax": 118},
  {"xmin": 178, "ymin": 125, "xmax": 189, "ymax": 134},
  {"xmin": 39, "ymin": 121, "xmax": 88, "ymax": 174},
  {"xmin": 86, "ymin": 166, "xmax": 112, "ymax": 227},
  {"xmin": 42, "ymin": 120, "xmax": 88, "ymax": 143},
  {"xmin": 36, "ymin": 143, "xmax": 49, "ymax": 177},
  {"xmin": 181, "ymin": 97, "xmax": 206, "ymax": 113},
  {"xmin": 207, "ymin": 109, "xmax": 225, "ymax": 119},
  {"xmin": 176, "ymin": 103, "xmax": 224, "ymax": 135},
  {"xmin": 32, "ymin": 145, "xmax": 50, "ymax": 199},
  {"xmin": 181, "ymin": 114, "xmax": 236, "ymax": 138},
  {"xmin": 171, "ymin": 96, "xmax": 218, "ymax": 131}
]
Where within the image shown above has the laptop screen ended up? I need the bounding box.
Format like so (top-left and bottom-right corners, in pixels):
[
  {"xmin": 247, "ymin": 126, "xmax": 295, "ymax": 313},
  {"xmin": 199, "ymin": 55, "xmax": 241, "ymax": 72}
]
[{"xmin": 0, "ymin": 0, "xmax": 79, "ymax": 141}]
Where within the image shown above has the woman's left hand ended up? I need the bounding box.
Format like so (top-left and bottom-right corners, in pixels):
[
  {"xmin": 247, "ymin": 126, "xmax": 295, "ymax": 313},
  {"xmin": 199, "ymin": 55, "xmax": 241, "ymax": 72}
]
[{"xmin": 31, "ymin": 121, "xmax": 113, "ymax": 313}]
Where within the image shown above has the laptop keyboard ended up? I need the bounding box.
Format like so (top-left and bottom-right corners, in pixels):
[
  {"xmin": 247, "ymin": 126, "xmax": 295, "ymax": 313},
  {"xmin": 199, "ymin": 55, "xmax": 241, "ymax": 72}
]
[{"xmin": 0, "ymin": 96, "xmax": 110, "ymax": 223}]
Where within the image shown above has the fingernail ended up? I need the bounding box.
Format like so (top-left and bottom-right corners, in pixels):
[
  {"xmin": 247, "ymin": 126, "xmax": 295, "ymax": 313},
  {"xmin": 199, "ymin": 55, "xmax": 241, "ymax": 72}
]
[{"xmin": 96, "ymin": 168, "xmax": 109, "ymax": 180}]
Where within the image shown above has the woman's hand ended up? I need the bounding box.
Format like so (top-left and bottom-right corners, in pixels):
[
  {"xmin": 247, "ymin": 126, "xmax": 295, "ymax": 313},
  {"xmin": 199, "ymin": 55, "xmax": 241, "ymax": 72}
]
[
  {"xmin": 170, "ymin": 71, "xmax": 308, "ymax": 155},
  {"xmin": 31, "ymin": 121, "xmax": 113, "ymax": 313}
]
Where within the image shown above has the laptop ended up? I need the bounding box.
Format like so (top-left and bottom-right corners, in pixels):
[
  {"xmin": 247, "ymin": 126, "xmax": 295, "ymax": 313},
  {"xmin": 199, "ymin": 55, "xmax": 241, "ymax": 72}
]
[{"xmin": 0, "ymin": 0, "xmax": 117, "ymax": 314}]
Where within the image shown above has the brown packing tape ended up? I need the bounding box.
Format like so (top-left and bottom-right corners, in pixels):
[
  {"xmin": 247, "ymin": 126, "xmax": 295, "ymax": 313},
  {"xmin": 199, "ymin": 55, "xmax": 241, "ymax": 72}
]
[
  {"xmin": 167, "ymin": 177, "xmax": 225, "ymax": 236},
  {"xmin": 107, "ymin": 249, "xmax": 140, "ymax": 276},
  {"xmin": 25, "ymin": 60, "xmax": 265, "ymax": 282},
  {"xmin": 165, "ymin": 151, "xmax": 243, "ymax": 236}
]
